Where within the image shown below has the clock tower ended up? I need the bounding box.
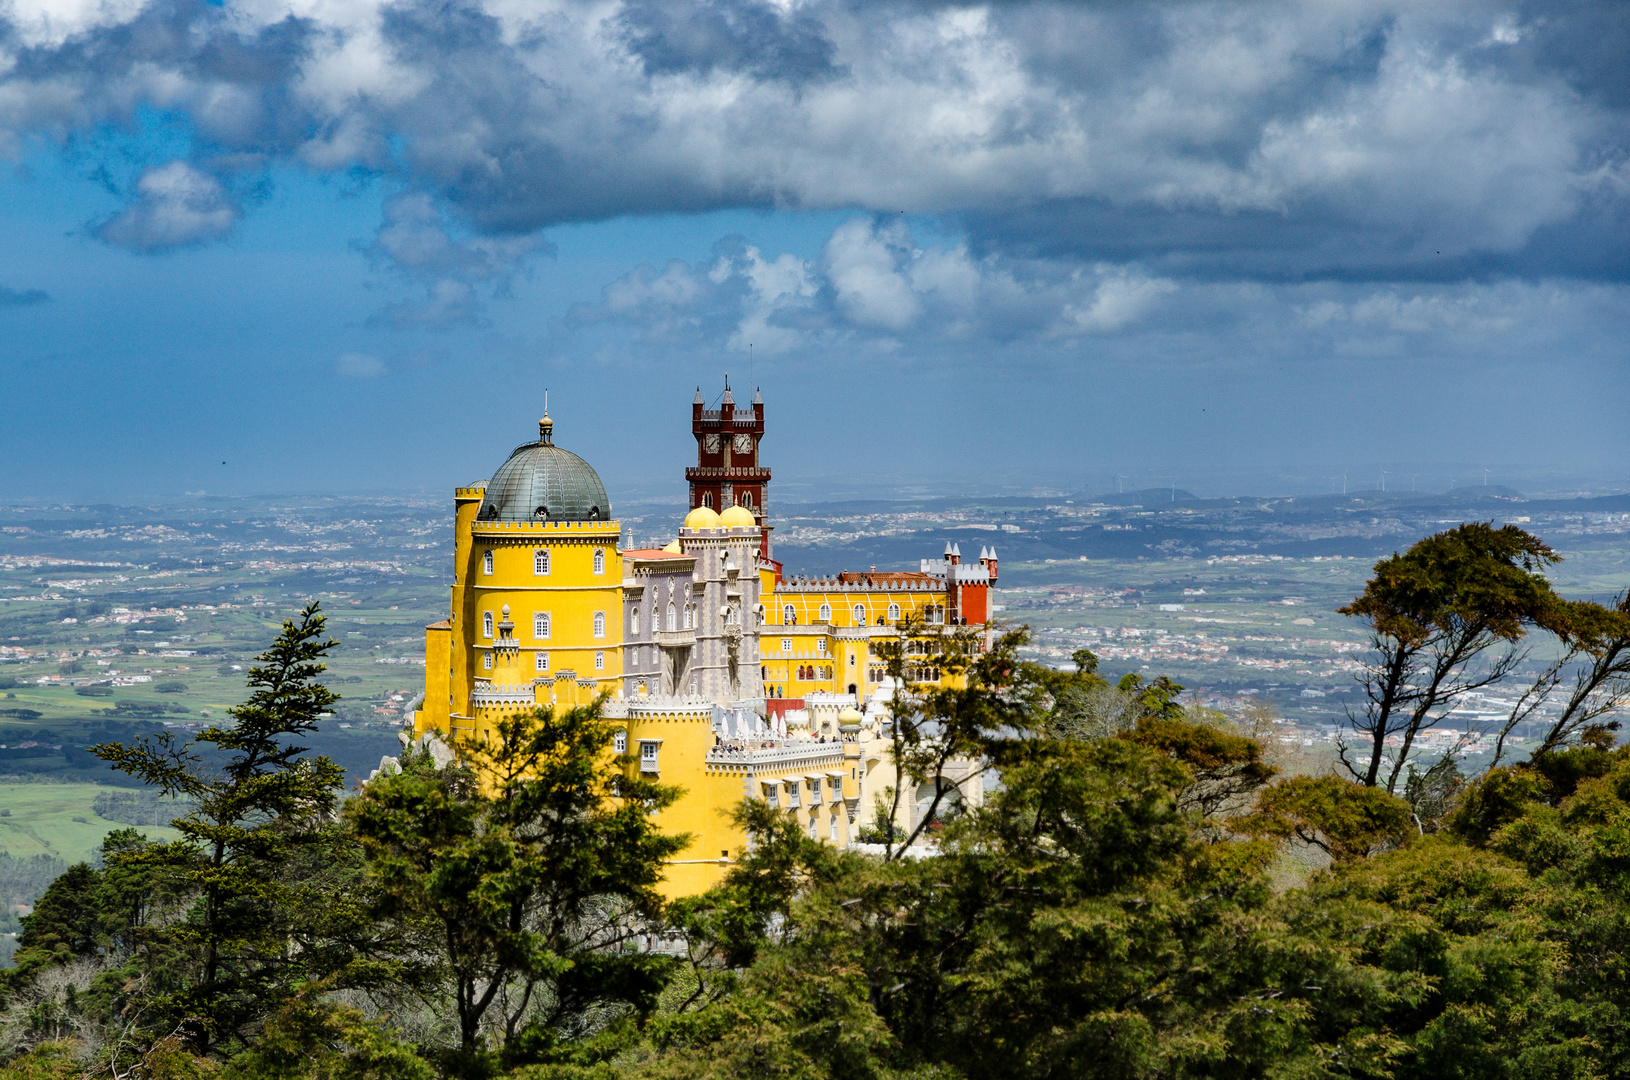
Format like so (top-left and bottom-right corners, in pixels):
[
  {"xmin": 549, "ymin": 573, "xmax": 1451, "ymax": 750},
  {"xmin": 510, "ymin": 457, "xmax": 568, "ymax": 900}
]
[{"xmin": 687, "ymin": 381, "xmax": 772, "ymax": 557}]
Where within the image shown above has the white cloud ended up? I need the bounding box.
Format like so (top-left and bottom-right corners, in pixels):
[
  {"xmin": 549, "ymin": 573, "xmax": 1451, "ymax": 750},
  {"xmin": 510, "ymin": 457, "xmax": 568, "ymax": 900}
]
[
  {"xmin": 577, "ymin": 216, "xmax": 1178, "ymax": 350},
  {"xmin": 95, "ymin": 161, "xmax": 239, "ymax": 252},
  {"xmin": 822, "ymin": 218, "xmax": 922, "ymax": 332},
  {"xmin": 4, "ymin": 1, "xmax": 1623, "ymax": 278}
]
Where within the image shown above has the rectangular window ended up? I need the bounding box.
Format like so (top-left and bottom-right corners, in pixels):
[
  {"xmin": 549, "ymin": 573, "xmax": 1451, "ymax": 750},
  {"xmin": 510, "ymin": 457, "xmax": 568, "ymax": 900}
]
[
  {"xmin": 533, "ymin": 549, "xmax": 549, "ymax": 575},
  {"xmin": 630, "ymin": 609, "xmax": 639, "ymax": 635},
  {"xmin": 595, "ymin": 651, "xmax": 605, "ymax": 671},
  {"xmin": 534, "ymin": 612, "xmax": 550, "ymax": 639},
  {"xmin": 613, "ymin": 730, "xmax": 628, "ymax": 754},
  {"xmin": 483, "ymin": 652, "xmax": 493, "ymax": 671},
  {"xmin": 593, "ymin": 611, "xmax": 606, "ymax": 638},
  {"xmin": 483, "ymin": 611, "xmax": 494, "ymax": 638},
  {"xmin": 640, "ymin": 741, "xmax": 659, "ymax": 774},
  {"xmin": 816, "ymin": 639, "xmax": 826, "ymax": 655},
  {"xmin": 782, "ymin": 638, "xmax": 792, "ymax": 654},
  {"xmin": 535, "ymin": 652, "xmax": 549, "ymax": 672},
  {"xmin": 483, "ymin": 550, "xmax": 494, "ymax": 575}
]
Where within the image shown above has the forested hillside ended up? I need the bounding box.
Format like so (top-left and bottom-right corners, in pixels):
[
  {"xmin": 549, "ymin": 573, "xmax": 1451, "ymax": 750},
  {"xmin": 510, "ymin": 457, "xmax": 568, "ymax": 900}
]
[{"xmin": 2, "ymin": 524, "xmax": 1628, "ymax": 1080}]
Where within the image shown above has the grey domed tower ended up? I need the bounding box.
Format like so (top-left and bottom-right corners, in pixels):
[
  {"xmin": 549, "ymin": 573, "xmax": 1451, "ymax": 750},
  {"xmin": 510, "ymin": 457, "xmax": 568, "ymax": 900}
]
[{"xmin": 476, "ymin": 413, "xmax": 611, "ymax": 522}]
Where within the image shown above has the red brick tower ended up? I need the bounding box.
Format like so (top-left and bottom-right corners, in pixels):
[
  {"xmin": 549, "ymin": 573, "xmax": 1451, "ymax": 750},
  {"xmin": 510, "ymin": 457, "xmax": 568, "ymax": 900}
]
[{"xmin": 687, "ymin": 381, "xmax": 772, "ymax": 558}]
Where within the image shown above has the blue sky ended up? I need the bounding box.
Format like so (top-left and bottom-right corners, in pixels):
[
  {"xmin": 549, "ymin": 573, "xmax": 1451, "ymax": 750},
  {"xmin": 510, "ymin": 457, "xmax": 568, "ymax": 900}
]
[{"xmin": 1, "ymin": 0, "xmax": 1627, "ymax": 503}]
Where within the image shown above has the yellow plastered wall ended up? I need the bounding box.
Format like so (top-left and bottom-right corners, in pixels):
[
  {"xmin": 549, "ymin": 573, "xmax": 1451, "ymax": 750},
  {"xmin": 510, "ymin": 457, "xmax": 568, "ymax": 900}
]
[{"xmin": 415, "ymin": 488, "xmax": 624, "ymax": 745}]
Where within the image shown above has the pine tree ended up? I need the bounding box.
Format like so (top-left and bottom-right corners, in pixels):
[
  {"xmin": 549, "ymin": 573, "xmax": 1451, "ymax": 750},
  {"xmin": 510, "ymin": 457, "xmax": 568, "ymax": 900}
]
[{"xmin": 92, "ymin": 602, "xmax": 346, "ymax": 1054}]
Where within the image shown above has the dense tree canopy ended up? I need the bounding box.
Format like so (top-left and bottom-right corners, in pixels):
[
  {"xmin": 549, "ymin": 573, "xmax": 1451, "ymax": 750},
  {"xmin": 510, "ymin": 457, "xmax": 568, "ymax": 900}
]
[{"xmin": 5, "ymin": 527, "xmax": 1630, "ymax": 1079}]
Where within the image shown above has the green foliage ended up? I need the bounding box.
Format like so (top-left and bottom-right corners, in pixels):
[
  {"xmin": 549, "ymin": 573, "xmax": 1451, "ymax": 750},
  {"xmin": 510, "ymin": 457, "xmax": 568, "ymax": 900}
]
[
  {"xmin": 222, "ymin": 997, "xmax": 433, "ymax": 1080},
  {"xmin": 156, "ymin": 681, "xmax": 190, "ymax": 694},
  {"xmin": 650, "ymin": 737, "xmax": 1421, "ymax": 1080},
  {"xmin": 1244, "ymin": 775, "xmax": 1415, "ymax": 863},
  {"xmin": 88, "ymin": 602, "xmax": 347, "ymax": 1053},
  {"xmin": 72, "ymin": 686, "xmax": 112, "ymax": 698},
  {"xmin": 349, "ymin": 698, "xmax": 688, "ymax": 1061},
  {"xmin": 1122, "ymin": 714, "xmax": 1277, "ymax": 819},
  {"xmin": 1340, "ymin": 524, "xmax": 1576, "ymax": 791}
]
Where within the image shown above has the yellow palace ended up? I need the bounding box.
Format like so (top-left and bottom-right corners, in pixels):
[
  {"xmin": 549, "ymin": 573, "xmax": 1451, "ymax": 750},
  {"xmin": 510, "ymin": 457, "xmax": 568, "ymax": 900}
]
[{"xmin": 412, "ymin": 385, "xmax": 994, "ymax": 896}]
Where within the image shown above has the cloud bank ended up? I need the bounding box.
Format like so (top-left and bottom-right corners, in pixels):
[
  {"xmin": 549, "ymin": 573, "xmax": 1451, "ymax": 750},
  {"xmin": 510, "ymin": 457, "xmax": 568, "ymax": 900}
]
[{"xmin": 2, "ymin": 0, "xmax": 1627, "ymax": 284}]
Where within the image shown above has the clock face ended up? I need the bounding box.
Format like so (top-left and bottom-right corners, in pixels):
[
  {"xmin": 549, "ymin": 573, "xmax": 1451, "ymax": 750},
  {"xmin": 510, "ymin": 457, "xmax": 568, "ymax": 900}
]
[
  {"xmin": 733, "ymin": 434, "xmax": 754, "ymax": 454},
  {"xmin": 704, "ymin": 434, "xmax": 721, "ymax": 453}
]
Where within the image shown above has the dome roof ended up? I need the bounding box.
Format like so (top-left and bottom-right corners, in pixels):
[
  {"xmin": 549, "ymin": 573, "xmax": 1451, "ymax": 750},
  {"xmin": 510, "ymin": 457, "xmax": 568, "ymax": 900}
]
[
  {"xmin": 683, "ymin": 506, "xmax": 721, "ymax": 529},
  {"xmin": 477, "ymin": 415, "xmax": 610, "ymax": 523},
  {"xmin": 719, "ymin": 505, "xmax": 757, "ymax": 528},
  {"xmin": 837, "ymin": 704, "xmax": 864, "ymax": 723},
  {"xmin": 661, "ymin": 538, "xmax": 682, "ymax": 553}
]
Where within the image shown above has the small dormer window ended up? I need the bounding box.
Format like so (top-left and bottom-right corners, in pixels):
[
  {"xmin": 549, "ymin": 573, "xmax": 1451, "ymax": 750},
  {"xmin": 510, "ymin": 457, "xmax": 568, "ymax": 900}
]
[
  {"xmin": 483, "ymin": 550, "xmax": 494, "ymax": 576},
  {"xmin": 588, "ymin": 506, "xmax": 600, "ymax": 519}
]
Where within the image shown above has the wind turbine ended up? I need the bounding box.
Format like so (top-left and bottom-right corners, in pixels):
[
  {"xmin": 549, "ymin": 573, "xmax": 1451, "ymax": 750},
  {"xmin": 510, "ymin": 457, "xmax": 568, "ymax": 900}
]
[
  {"xmin": 1341, "ymin": 470, "xmax": 1348, "ymax": 496},
  {"xmin": 1379, "ymin": 470, "xmax": 1389, "ymax": 493},
  {"xmin": 1483, "ymin": 467, "xmax": 1491, "ymax": 487}
]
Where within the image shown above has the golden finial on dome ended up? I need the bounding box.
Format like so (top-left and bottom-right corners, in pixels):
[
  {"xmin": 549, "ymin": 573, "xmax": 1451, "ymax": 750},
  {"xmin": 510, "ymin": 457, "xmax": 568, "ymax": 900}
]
[{"xmin": 539, "ymin": 413, "xmax": 553, "ymax": 445}]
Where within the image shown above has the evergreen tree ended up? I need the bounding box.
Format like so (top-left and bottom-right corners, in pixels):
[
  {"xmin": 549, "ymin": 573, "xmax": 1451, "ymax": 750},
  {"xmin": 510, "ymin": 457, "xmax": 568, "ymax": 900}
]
[
  {"xmin": 91, "ymin": 602, "xmax": 347, "ymax": 1054},
  {"xmin": 349, "ymin": 698, "xmax": 687, "ymax": 1071}
]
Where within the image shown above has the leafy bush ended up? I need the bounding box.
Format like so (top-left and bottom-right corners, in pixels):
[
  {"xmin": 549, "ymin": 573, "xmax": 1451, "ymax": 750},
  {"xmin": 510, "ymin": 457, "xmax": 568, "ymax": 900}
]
[
  {"xmin": 74, "ymin": 686, "xmax": 114, "ymax": 698},
  {"xmin": 154, "ymin": 681, "xmax": 189, "ymax": 694}
]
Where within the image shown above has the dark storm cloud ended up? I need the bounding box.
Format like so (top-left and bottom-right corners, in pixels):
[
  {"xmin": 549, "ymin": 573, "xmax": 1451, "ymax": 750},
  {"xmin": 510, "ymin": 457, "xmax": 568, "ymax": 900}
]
[
  {"xmin": 618, "ymin": 0, "xmax": 841, "ymax": 83},
  {"xmin": 2, "ymin": 0, "xmax": 1627, "ymax": 281}
]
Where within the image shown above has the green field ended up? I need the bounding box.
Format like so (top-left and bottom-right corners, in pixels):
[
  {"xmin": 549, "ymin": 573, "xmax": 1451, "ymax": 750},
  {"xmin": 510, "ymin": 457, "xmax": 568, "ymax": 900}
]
[{"xmin": 0, "ymin": 782, "xmax": 182, "ymax": 866}]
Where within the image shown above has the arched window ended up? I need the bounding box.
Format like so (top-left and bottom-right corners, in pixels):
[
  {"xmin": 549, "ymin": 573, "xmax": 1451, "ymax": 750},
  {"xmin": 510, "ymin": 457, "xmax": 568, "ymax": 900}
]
[
  {"xmin": 818, "ymin": 603, "xmax": 831, "ymax": 622},
  {"xmin": 783, "ymin": 605, "xmax": 796, "ymax": 625},
  {"xmin": 535, "ymin": 652, "xmax": 549, "ymax": 672},
  {"xmin": 630, "ymin": 609, "xmax": 639, "ymax": 635},
  {"xmin": 702, "ymin": 493, "xmax": 713, "ymax": 508},
  {"xmin": 593, "ymin": 548, "xmax": 605, "ymax": 575},
  {"xmin": 853, "ymin": 604, "xmax": 865, "ymax": 625},
  {"xmin": 594, "ymin": 651, "xmax": 604, "ymax": 670},
  {"xmin": 534, "ymin": 613, "xmax": 550, "ymax": 639},
  {"xmin": 741, "ymin": 491, "xmax": 753, "ymax": 508},
  {"xmin": 483, "ymin": 550, "xmax": 494, "ymax": 576},
  {"xmin": 593, "ymin": 611, "xmax": 606, "ymax": 638},
  {"xmin": 887, "ymin": 603, "xmax": 900, "ymax": 622},
  {"xmin": 684, "ymin": 606, "xmax": 694, "ymax": 630},
  {"xmin": 483, "ymin": 611, "xmax": 494, "ymax": 638},
  {"xmin": 666, "ymin": 603, "xmax": 676, "ymax": 632},
  {"xmin": 533, "ymin": 549, "xmax": 548, "ymax": 575}
]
